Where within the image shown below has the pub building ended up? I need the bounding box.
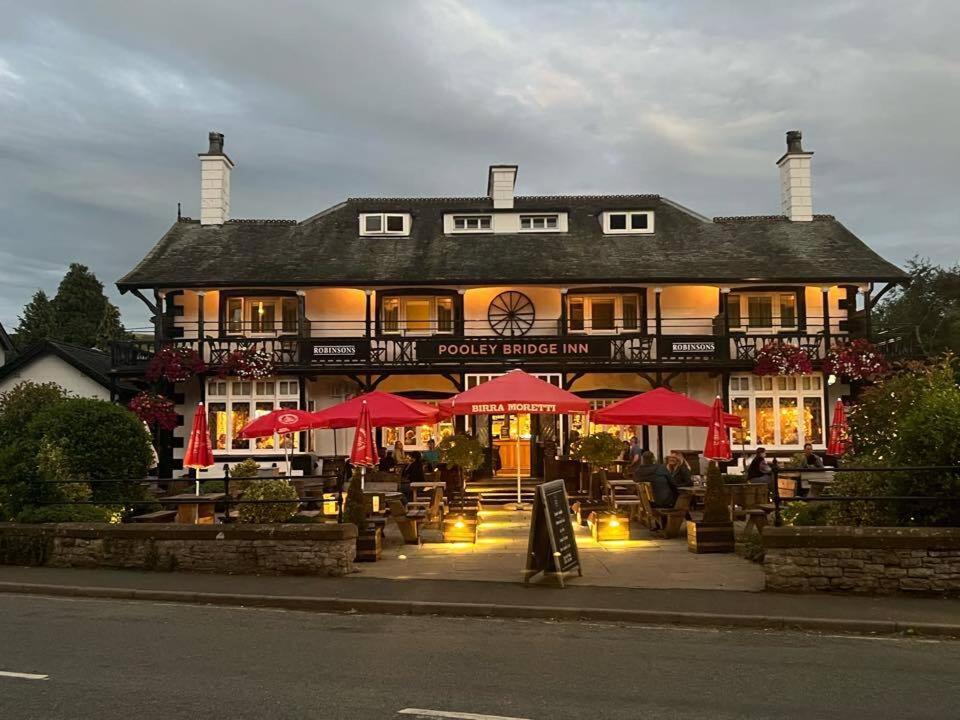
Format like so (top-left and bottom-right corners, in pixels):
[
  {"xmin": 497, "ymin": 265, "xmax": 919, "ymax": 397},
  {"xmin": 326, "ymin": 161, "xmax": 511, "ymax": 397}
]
[{"xmin": 112, "ymin": 130, "xmax": 906, "ymax": 479}]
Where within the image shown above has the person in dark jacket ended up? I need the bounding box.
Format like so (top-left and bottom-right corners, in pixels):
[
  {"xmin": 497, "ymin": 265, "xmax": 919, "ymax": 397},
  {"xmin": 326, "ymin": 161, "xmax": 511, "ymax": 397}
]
[
  {"xmin": 800, "ymin": 443, "xmax": 824, "ymax": 469},
  {"xmin": 634, "ymin": 450, "xmax": 677, "ymax": 507},
  {"xmin": 746, "ymin": 447, "xmax": 773, "ymax": 483},
  {"xmin": 666, "ymin": 450, "xmax": 693, "ymax": 488}
]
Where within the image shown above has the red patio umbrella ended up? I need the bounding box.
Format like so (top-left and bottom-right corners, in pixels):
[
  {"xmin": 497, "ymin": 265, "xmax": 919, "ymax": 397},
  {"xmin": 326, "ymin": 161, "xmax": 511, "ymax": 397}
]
[
  {"xmin": 440, "ymin": 370, "xmax": 589, "ymax": 504},
  {"xmin": 704, "ymin": 396, "xmax": 733, "ymax": 461},
  {"xmin": 238, "ymin": 408, "xmax": 326, "ymax": 475},
  {"xmin": 311, "ymin": 390, "xmax": 439, "ymax": 429},
  {"xmin": 350, "ymin": 400, "xmax": 380, "ymax": 489},
  {"xmin": 827, "ymin": 399, "xmax": 850, "ymax": 457},
  {"xmin": 183, "ymin": 403, "xmax": 215, "ymax": 494},
  {"xmin": 592, "ymin": 387, "xmax": 741, "ymax": 427}
]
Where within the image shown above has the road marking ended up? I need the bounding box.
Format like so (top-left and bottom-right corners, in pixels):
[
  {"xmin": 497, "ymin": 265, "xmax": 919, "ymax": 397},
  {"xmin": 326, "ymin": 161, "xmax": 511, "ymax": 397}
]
[
  {"xmin": 0, "ymin": 670, "xmax": 48, "ymax": 681},
  {"xmin": 398, "ymin": 710, "xmax": 531, "ymax": 720}
]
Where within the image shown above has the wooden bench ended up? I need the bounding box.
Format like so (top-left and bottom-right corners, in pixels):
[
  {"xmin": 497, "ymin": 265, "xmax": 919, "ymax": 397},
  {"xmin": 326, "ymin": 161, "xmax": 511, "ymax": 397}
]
[
  {"xmin": 637, "ymin": 483, "xmax": 691, "ymax": 538},
  {"xmin": 130, "ymin": 510, "xmax": 177, "ymax": 523}
]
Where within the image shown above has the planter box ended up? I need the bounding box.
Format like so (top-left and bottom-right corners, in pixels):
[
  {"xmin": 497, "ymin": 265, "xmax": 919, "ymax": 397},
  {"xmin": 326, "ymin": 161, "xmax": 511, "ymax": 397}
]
[
  {"xmin": 687, "ymin": 520, "xmax": 735, "ymax": 554},
  {"xmin": 356, "ymin": 527, "xmax": 382, "ymax": 562},
  {"xmin": 443, "ymin": 513, "xmax": 479, "ymax": 543}
]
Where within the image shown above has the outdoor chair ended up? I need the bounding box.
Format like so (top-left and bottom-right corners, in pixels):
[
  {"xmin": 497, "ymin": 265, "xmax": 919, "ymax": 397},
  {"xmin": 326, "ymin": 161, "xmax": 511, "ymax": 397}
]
[{"xmin": 637, "ymin": 482, "xmax": 691, "ymax": 538}]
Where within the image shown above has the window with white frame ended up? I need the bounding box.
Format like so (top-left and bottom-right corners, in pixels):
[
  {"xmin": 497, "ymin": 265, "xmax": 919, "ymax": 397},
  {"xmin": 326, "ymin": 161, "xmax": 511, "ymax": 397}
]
[
  {"xmin": 568, "ymin": 293, "xmax": 641, "ymax": 333},
  {"xmin": 569, "ymin": 399, "xmax": 636, "ymax": 441},
  {"xmin": 206, "ymin": 378, "xmax": 300, "ymax": 453},
  {"xmin": 729, "ymin": 373, "xmax": 824, "ymax": 449},
  {"xmin": 359, "ymin": 213, "xmax": 410, "ymax": 236},
  {"xmin": 225, "ymin": 296, "xmax": 299, "ymax": 335},
  {"xmin": 727, "ymin": 292, "xmax": 798, "ymax": 332},
  {"xmin": 381, "ymin": 296, "xmax": 455, "ymax": 335},
  {"xmin": 451, "ymin": 215, "xmax": 492, "ymax": 232},
  {"xmin": 602, "ymin": 210, "xmax": 654, "ymax": 234},
  {"xmin": 519, "ymin": 214, "xmax": 559, "ymax": 231}
]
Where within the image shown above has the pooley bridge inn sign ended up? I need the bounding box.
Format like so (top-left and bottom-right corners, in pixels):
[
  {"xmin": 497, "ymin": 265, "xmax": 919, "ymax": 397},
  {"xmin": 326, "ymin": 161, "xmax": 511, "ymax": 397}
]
[{"xmin": 416, "ymin": 337, "xmax": 612, "ymax": 362}]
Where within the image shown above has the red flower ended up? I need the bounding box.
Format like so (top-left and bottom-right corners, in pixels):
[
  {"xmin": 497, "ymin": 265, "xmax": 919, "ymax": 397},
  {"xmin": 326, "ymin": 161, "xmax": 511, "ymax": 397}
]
[
  {"xmin": 128, "ymin": 391, "xmax": 178, "ymax": 431},
  {"xmin": 824, "ymin": 339, "xmax": 888, "ymax": 381},
  {"xmin": 754, "ymin": 342, "xmax": 814, "ymax": 376},
  {"xmin": 146, "ymin": 345, "xmax": 206, "ymax": 383},
  {"xmin": 222, "ymin": 347, "xmax": 275, "ymax": 380}
]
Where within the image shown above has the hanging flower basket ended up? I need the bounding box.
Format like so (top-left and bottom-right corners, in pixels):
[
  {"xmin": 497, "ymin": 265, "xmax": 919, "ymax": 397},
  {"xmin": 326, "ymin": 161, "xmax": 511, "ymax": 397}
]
[
  {"xmin": 753, "ymin": 342, "xmax": 814, "ymax": 376},
  {"xmin": 224, "ymin": 347, "xmax": 275, "ymax": 380},
  {"xmin": 128, "ymin": 391, "xmax": 178, "ymax": 431},
  {"xmin": 824, "ymin": 339, "xmax": 888, "ymax": 381},
  {"xmin": 146, "ymin": 345, "xmax": 206, "ymax": 383}
]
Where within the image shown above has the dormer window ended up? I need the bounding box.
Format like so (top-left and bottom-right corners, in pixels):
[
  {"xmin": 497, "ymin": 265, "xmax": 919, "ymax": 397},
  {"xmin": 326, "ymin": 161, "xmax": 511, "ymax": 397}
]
[
  {"xmin": 520, "ymin": 214, "xmax": 559, "ymax": 231},
  {"xmin": 452, "ymin": 215, "xmax": 492, "ymax": 232},
  {"xmin": 602, "ymin": 210, "xmax": 654, "ymax": 234},
  {"xmin": 359, "ymin": 213, "xmax": 410, "ymax": 236}
]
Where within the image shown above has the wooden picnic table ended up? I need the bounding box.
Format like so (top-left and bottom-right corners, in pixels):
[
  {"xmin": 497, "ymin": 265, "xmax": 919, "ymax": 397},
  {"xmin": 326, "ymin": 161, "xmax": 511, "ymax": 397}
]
[
  {"xmin": 409, "ymin": 481, "xmax": 446, "ymax": 502},
  {"xmin": 160, "ymin": 493, "xmax": 225, "ymax": 524}
]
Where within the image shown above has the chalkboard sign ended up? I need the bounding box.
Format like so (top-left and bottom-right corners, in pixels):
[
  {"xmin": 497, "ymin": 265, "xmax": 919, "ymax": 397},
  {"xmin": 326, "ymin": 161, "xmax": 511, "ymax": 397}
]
[{"xmin": 523, "ymin": 480, "xmax": 581, "ymax": 587}]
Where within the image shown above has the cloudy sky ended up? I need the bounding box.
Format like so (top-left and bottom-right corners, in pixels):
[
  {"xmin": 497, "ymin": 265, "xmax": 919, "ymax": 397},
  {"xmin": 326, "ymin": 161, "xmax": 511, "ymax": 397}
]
[{"xmin": 1, "ymin": 0, "xmax": 957, "ymax": 330}]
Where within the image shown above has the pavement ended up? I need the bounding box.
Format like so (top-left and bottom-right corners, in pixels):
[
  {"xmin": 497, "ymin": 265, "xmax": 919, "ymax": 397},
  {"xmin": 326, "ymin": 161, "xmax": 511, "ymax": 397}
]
[
  {"xmin": 365, "ymin": 507, "xmax": 764, "ymax": 591},
  {"xmin": 1, "ymin": 565, "xmax": 958, "ymax": 637},
  {"xmin": 2, "ymin": 593, "xmax": 959, "ymax": 719}
]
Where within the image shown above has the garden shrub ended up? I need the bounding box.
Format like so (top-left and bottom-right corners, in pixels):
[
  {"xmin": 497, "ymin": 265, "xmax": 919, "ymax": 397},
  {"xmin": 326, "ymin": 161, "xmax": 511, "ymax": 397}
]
[
  {"xmin": 781, "ymin": 501, "xmax": 831, "ymax": 526},
  {"xmin": 198, "ymin": 480, "xmax": 225, "ymax": 494},
  {"xmin": 16, "ymin": 504, "xmax": 115, "ymax": 524},
  {"xmin": 237, "ymin": 479, "xmax": 298, "ymax": 524},
  {"xmin": 571, "ymin": 432, "xmax": 622, "ymax": 481}
]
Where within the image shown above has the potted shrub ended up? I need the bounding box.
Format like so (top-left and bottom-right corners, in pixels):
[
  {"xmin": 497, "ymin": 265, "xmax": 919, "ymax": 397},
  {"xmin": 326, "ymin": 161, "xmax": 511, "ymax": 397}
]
[
  {"xmin": 687, "ymin": 461, "xmax": 735, "ymax": 553},
  {"xmin": 571, "ymin": 431, "xmax": 622, "ymax": 486},
  {"xmin": 343, "ymin": 468, "xmax": 380, "ymax": 561},
  {"xmin": 236, "ymin": 479, "xmax": 299, "ymax": 524},
  {"xmin": 438, "ymin": 433, "xmax": 485, "ymax": 542}
]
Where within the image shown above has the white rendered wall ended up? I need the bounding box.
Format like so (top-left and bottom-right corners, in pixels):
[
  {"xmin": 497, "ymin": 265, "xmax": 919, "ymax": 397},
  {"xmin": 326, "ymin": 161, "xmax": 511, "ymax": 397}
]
[{"xmin": 0, "ymin": 355, "xmax": 110, "ymax": 400}]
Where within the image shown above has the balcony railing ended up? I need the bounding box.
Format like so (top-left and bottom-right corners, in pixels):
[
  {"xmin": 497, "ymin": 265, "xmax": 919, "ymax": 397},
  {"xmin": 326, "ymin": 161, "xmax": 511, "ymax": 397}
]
[{"xmin": 110, "ymin": 315, "xmax": 888, "ymax": 373}]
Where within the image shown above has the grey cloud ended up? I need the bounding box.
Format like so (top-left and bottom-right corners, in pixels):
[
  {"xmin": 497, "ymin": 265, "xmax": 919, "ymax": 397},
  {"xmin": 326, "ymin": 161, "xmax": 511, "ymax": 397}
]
[{"xmin": 0, "ymin": 0, "xmax": 957, "ymax": 330}]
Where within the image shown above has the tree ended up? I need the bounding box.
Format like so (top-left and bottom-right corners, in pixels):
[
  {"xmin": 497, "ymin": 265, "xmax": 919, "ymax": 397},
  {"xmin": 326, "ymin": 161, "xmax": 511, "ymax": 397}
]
[
  {"xmin": 13, "ymin": 290, "xmax": 57, "ymax": 350},
  {"xmin": 874, "ymin": 258, "xmax": 960, "ymax": 357},
  {"xmin": 571, "ymin": 431, "xmax": 622, "ymax": 484},
  {"xmin": 51, "ymin": 263, "xmax": 126, "ymax": 348},
  {"xmin": 95, "ymin": 301, "xmax": 129, "ymax": 351}
]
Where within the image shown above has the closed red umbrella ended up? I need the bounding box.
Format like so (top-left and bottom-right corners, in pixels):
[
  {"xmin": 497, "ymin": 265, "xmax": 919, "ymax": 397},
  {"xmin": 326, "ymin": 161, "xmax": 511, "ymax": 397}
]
[
  {"xmin": 827, "ymin": 399, "xmax": 850, "ymax": 457},
  {"xmin": 704, "ymin": 396, "xmax": 733, "ymax": 461},
  {"xmin": 183, "ymin": 403, "xmax": 215, "ymax": 494},
  {"xmin": 350, "ymin": 400, "xmax": 379, "ymax": 489},
  {"xmin": 311, "ymin": 390, "xmax": 439, "ymax": 429}
]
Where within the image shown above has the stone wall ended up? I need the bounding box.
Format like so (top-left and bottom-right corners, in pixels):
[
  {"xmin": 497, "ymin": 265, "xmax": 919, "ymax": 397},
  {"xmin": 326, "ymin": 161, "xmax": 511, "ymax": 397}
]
[
  {"xmin": 763, "ymin": 526, "xmax": 960, "ymax": 595},
  {"xmin": 0, "ymin": 523, "xmax": 357, "ymax": 576}
]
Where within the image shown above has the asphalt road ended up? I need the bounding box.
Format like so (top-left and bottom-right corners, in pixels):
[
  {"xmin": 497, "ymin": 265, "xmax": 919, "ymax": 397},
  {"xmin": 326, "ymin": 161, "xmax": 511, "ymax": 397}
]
[{"xmin": 0, "ymin": 595, "xmax": 957, "ymax": 720}]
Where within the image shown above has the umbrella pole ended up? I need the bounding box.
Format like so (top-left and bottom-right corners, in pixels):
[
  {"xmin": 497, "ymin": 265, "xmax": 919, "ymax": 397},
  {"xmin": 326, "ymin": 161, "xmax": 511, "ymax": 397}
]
[{"xmin": 516, "ymin": 428, "xmax": 521, "ymax": 504}]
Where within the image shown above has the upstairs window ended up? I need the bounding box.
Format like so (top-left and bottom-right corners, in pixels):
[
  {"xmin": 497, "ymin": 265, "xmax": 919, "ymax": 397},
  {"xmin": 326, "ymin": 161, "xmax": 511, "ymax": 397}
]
[
  {"xmin": 727, "ymin": 292, "xmax": 798, "ymax": 332},
  {"xmin": 452, "ymin": 215, "xmax": 492, "ymax": 232},
  {"xmin": 568, "ymin": 293, "xmax": 641, "ymax": 334},
  {"xmin": 520, "ymin": 214, "xmax": 559, "ymax": 231},
  {"xmin": 382, "ymin": 296, "xmax": 455, "ymax": 335},
  {"xmin": 602, "ymin": 210, "xmax": 654, "ymax": 234},
  {"xmin": 359, "ymin": 213, "xmax": 410, "ymax": 236},
  {"xmin": 225, "ymin": 296, "xmax": 299, "ymax": 335}
]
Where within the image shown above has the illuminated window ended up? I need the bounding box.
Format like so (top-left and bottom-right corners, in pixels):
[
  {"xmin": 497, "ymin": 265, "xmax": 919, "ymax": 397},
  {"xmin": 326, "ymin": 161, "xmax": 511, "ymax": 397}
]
[
  {"xmin": 384, "ymin": 401, "xmax": 455, "ymax": 450},
  {"xmin": 728, "ymin": 373, "xmax": 824, "ymax": 448},
  {"xmin": 224, "ymin": 296, "xmax": 298, "ymax": 335},
  {"xmin": 567, "ymin": 294, "xmax": 642, "ymax": 334},
  {"xmin": 380, "ymin": 296, "xmax": 456, "ymax": 335},
  {"xmin": 570, "ymin": 399, "xmax": 636, "ymax": 441},
  {"xmin": 205, "ymin": 378, "xmax": 300, "ymax": 454},
  {"xmin": 727, "ymin": 292, "xmax": 799, "ymax": 332}
]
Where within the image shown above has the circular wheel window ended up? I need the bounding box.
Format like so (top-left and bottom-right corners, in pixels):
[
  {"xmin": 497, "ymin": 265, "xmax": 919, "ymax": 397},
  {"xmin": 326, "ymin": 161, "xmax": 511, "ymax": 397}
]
[{"xmin": 488, "ymin": 291, "xmax": 535, "ymax": 337}]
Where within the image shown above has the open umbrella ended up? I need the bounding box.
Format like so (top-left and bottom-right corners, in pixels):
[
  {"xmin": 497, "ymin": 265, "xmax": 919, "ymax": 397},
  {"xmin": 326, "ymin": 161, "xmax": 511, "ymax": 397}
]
[
  {"xmin": 827, "ymin": 399, "xmax": 850, "ymax": 457},
  {"xmin": 592, "ymin": 387, "xmax": 741, "ymax": 427},
  {"xmin": 350, "ymin": 400, "xmax": 380, "ymax": 489},
  {"xmin": 704, "ymin": 396, "xmax": 733, "ymax": 462},
  {"xmin": 239, "ymin": 408, "xmax": 326, "ymax": 476},
  {"xmin": 183, "ymin": 402, "xmax": 215, "ymax": 494},
  {"xmin": 440, "ymin": 369, "xmax": 589, "ymax": 504},
  {"xmin": 311, "ymin": 390, "xmax": 439, "ymax": 429}
]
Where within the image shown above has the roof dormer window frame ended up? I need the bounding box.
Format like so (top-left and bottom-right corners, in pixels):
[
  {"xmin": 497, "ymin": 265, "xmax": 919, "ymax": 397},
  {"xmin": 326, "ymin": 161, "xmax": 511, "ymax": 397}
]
[
  {"xmin": 519, "ymin": 214, "xmax": 561, "ymax": 232},
  {"xmin": 359, "ymin": 212, "xmax": 411, "ymax": 236},
  {"xmin": 450, "ymin": 215, "xmax": 493, "ymax": 233},
  {"xmin": 602, "ymin": 210, "xmax": 655, "ymax": 235}
]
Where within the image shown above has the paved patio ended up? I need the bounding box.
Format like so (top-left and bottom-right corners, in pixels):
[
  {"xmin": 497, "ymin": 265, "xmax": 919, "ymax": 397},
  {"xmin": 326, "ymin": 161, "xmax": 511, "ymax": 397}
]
[{"xmin": 355, "ymin": 508, "xmax": 764, "ymax": 591}]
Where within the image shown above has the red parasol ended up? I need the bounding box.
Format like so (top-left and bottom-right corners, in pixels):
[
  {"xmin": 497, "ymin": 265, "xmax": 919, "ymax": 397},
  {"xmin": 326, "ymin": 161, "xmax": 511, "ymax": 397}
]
[
  {"xmin": 704, "ymin": 396, "xmax": 733, "ymax": 461},
  {"xmin": 238, "ymin": 408, "xmax": 324, "ymax": 438},
  {"xmin": 183, "ymin": 403, "xmax": 215, "ymax": 493},
  {"xmin": 827, "ymin": 399, "xmax": 850, "ymax": 457},
  {"xmin": 440, "ymin": 370, "xmax": 589, "ymax": 504},
  {"xmin": 592, "ymin": 387, "xmax": 741, "ymax": 427},
  {"xmin": 350, "ymin": 400, "xmax": 379, "ymax": 489},
  {"xmin": 311, "ymin": 391, "xmax": 439, "ymax": 429}
]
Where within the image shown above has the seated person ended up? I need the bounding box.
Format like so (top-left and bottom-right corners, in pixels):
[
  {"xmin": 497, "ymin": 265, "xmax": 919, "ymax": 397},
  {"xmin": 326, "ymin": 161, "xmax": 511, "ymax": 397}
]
[
  {"xmin": 378, "ymin": 449, "xmax": 395, "ymax": 472},
  {"xmin": 666, "ymin": 451, "xmax": 693, "ymax": 488},
  {"xmin": 746, "ymin": 447, "xmax": 773, "ymax": 484},
  {"xmin": 421, "ymin": 439, "xmax": 441, "ymax": 469},
  {"xmin": 800, "ymin": 442, "xmax": 824, "ymax": 469},
  {"xmin": 400, "ymin": 451, "xmax": 425, "ymax": 501},
  {"xmin": 634, "ymin": 450, "xmax": 678, "ymax": 508},
  {"xmin": 392, "ymin": 441, "xmax": 408, "ymax": 465}
]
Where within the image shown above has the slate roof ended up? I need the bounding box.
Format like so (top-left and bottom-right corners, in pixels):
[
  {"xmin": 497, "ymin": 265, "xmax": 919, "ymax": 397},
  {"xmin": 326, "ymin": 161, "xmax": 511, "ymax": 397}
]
[
  {"xmin": 117, "ymin": 195, "xmax": 906, "ymax": 290},
  {"xmin": 0, "ymin": 322, "xmax": 12, "ymax": 353},
  {"xmin": 0, "ymin": 340, "xmax": 138, "ymax": 396}
]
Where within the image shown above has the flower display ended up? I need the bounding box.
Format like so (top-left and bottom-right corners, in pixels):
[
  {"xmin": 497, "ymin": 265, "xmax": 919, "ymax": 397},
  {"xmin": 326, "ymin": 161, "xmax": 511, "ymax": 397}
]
[
  {"xmin": 128, "ymin": 391, "xmax": 178, "ymax": 431},
  {"xmin": 753, "ymin": 342, "xmax": 814, "ymax": 376},
  {"xmin": 824, "ymin": 339, "xmax": 889, "ymax": 381},
  {"xmin": 145, "ymin": 345, "xmax": 206, "ymax": 383},
  {"xmin": 224, "ymin": 346, "xmax": 275, "ymax": 379}
]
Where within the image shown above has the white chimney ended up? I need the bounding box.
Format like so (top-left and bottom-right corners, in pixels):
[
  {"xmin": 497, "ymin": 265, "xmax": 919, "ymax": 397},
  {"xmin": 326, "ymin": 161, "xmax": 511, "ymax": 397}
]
[
  {"xmin": 777, "ymin": 130, "xmax": 813, "ymax": 222},
  {"xmin": 487, "ymin": 164, "xmax": 518, "ymax": 209},
  {"xmin": 199, "ymin": 131, "xmax": 234, "ymax": 226}
]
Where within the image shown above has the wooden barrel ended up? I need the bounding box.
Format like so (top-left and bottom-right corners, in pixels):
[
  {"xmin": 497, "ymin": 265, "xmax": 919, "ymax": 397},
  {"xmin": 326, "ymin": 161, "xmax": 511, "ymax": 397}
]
[
  {"xmin": 687, "ymin": 521, "xmax": 735, "ymax": 554},
  {"xmin": 355, "ymin": 528, "xmax": 382, "ymax": 562}
]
